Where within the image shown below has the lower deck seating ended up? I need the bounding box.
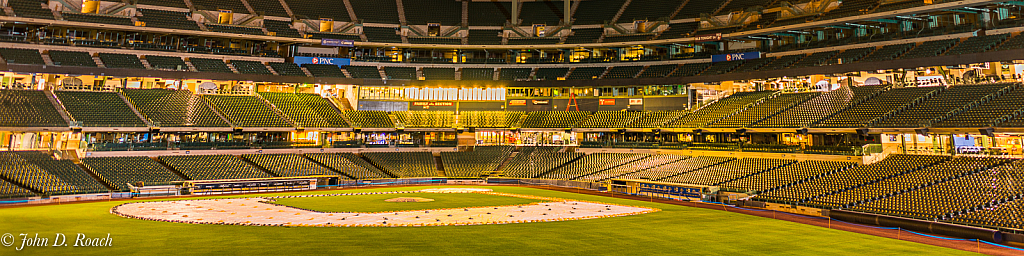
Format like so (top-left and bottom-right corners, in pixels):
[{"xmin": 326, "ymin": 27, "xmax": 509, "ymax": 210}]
[
  {"xmin": 442, "ymin": 147, "xmax": 512, "ymax": 178},
  {"xmin": 538, "ymin": 153, "xmax": 649, "ymax": 180},
  {"xmin": 949, "ymin": 160, "xmax": 1024, "ymax": 229},
  {"xmin": 243, "ymin": 154, "xmax": 342, "ymax": 177},
  {"xmin": 720, "ymin": 160, "xmax": 856, "ymax": 193},
  {"xmin": 0, "ymin": 152, "xmax": 76, "ymax": 194},
  {"xmin": 160, "ymin": 155, "xmax": 271, "ymax": 180},
  {"xmin": 362, "ymin": 152, "xmax": 437, "ymax": 177},
  {"xmin": 15, "ymin": 151, "xmax": 107, "ymax": 193},
  {"xmin": 575, "ymin": 154, "xmax": 688, "ymax": 182},
  {"xmin": 82, "ymin": 156, "xmax": 183, "ymax": 191},
  {"xmin": 811, "ymin": 157, "xmax": 1007, "ymax": 208},
  {"xmin": 501, "ymin": 148, "xmax": 583, "ymax": 178},
  {"xmin": 851, "ymin": 158, "xmax": 1019, "ymax": 222},
  {"xmin": 0, "ymin": 179, "xmax": 34, "ymax": 198},
  {"xmin": 757, "ymin": 155, "xmax": 949, "ymax": 206},
  {"xmin": 305, "ymin": 153, "xmax": 390, "ymax": 179},
  {"xmin": 660, "ymin": 158, "xmax": 796, "ymax": 186}
]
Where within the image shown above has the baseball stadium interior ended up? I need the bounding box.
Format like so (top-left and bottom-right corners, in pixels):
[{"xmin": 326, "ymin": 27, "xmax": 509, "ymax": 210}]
[{"xmin": 2, "ymin": 0, "xmax": 1024, "ymax": 254}]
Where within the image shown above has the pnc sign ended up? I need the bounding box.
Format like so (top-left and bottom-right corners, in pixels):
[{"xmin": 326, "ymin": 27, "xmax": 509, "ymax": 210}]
[
  {"xmin": 294, "ymin": 56, "xmax": 351, "ymax": 67},
  {"xmin": 712, "ymin": 52, "xmax": 761, "ymax": 62}
]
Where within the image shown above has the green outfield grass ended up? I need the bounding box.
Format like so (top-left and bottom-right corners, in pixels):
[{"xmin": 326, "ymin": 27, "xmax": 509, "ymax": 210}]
[
  {"xmin": 270, "ymin": 192, "xmax": 545, "ymax": 213},
  {"xmin": 0, "ymin": 186, "xmax": 975, "ymax": 255}
]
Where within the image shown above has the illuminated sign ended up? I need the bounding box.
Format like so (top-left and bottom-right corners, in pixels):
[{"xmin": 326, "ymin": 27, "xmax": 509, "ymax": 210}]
[
  {"xmin": 531, "ymin": 100, "xmax": 550, "ymax": 105},
  {"xmin": 629, "ymin": 99, "xmax": 643, "ymax": 105},
  {"xmin": 599, "ymin": 99, "xmax": 615, "ymax": 105},
  {"xmin": 509, "ymin": 100, "xmax": 527, "ymax": 106},
  {"xmin": 321, "ymin": 38, "xmax": 355, "ymax": 47},
  {"xmin": 412, "ymin": 102, "xmax": 454, "ymax": 106},
  {"xmin": 293, "ymin": 56, "xmax": 351, "ymax": 67},
  {"xmin": 693, "ymin": 33, "xmax": 722, "ymax": 42},
  {"xmin": 712, "ymin": 52, "xmax": 761, "ymax": 62}
]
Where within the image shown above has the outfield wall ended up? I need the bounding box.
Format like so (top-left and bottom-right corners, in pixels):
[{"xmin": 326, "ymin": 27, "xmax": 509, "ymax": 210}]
[{"xmin": 829, "ymin": 210, "xmax": 1004, "ymax": 243}]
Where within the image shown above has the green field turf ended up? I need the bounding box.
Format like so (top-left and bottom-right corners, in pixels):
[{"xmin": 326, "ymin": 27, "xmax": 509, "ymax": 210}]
[
  {"xmin": 270, "ymin": 192, "xmax": 545, "ymax": 213},
  {"xmin": 0, "ymin": 186, "xmax": 975, "ymax": 255}
]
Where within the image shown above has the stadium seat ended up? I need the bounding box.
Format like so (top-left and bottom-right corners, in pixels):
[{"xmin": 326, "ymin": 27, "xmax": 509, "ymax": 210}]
[
  {"xmin": 393, "ymin": 111, "xmax": 454, "ymax": 128},
  {"xmin": 268, "ymin": 62, "xmax": 308, "ymax": 76},
  {"xmin": 136, "ymin": 9, "xmax": 201, "ymax": 31},
  {"xmin": 522, "ymin": 111, "xmax": 588, "ymax": 128},
  {"xmin": 243, "ymin": 154, "xmax": 343, "ymax": 177},
  {"xmin": 539, "ymin": 153, "xmax": 649, "ymax": 180},
  {"xmin": 875, "ymin": 83, "xmax": 1011, "ymax": 127},
  {"xmin": 305, "ymin": 153, "xmax": 390, "ymax": 179},
  {"xmin": 667, "ymin": 91, "xmax": 774, "ymax": 128},
  {"xmin": 231, "ymin": 61, "xmax": 273, "ymax": 75},
  {"xmin": 814, "ymin": 86, "xmax": 941, "ymax": 128},
  {"xmin": 0, "ymin": 90, "xmax": 68, "ymax": 127},
  {"xmin": 203, "ymin": 94, "xmax": 291, "ymax": 127},
  {"xmin": 123, "ymin": 89, "xmax": 228, "ymax": 127},
  {"xmin": 442, "ymin": 146, "xmax": 513, "ymax": 178},
  {"xmin": 160, "ymin": 155, "xmax": 272, "ymax": 180},
  {"xmin": 754, "ymin": 85, "xmax": 885, "ymax": 128},
  {"xmin": 47, "ymin": 50, "xmax": 96, "ymax": 67},
  {"xmin": 83, "ymin": 156, "xmax": 184, "ymax": 191},
  {"xmin": 660, "ymin": 158, "xmax": 795, "ymax": 186},
  {"xmin": 344, "ymin": 110, "xmax": 394, "ymax": 128},
  {"xmin": 54, "ymin": 91, "xmax": 147, "ymax": 127},
  {"xmin": 458, "ymin": 111, "xmax": 523, "ymax": 128},
  {"xmin": 0, "ymin": 48, "xmax": 45, "ymax": 65},
  {"xmin": 361, "ymin": 152, "xmax": 437, "ymax": 177}
]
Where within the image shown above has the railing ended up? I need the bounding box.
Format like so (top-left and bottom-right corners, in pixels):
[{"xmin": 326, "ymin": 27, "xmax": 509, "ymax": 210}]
[{"xmin": 579, "ymin": 141, "xmax": 864, "ymax": 155}]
